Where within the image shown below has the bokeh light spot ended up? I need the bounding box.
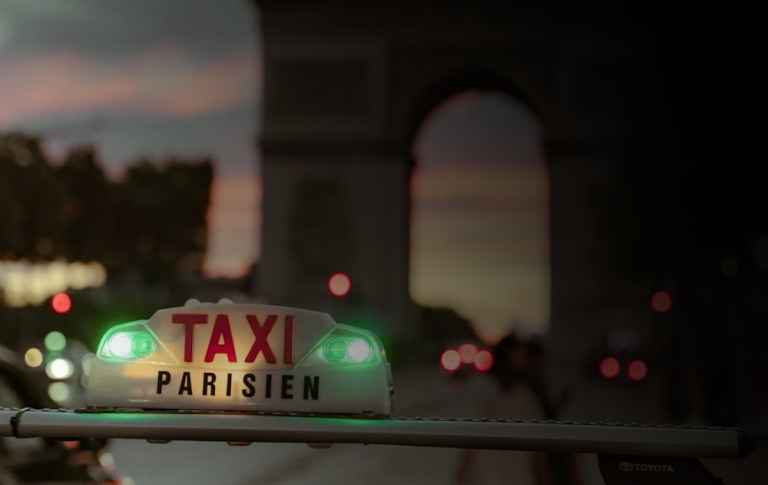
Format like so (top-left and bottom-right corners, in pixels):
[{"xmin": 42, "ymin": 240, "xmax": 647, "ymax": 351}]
[
  {"xmin": 474, "ymin": 350, "xmax": 494, "ymax": 372},
  {"xmin": 328, "ymin": 273, "xmax": 351, "ymax": 297},
  {"xmin": 48, "ymin": 382, "xmax": 70, "ymax": 403},
  {"xmin": 44, "ymin": 331, "xmax": 67, "ymax": 352},
  {"xmin": 52, "ymin": 292, "xmax": 72, "ymax": 313},
  {"xmin": 458, "ymin": 343, "xmax": 478, "ymax": 364},
  {"xmin": 651, "ymin": 290, "xmax": 672, "ymax": 314},
  {"xmin": 600, "ymin": 357, "xmax": 620, "ymax": 379},
  {"xmin": 628, "ymin": 359, "xmax": 648, "ymax": 381},
  {"xmin": 46, "ymin": 358, "xmax": 74, "ymax": 380},
  {"xmin": 24, "ymin": 348, "xmax": 43, "ymax": 367},
  {"xmin": 440, "ymin": 349, "xmax": 461, "ymax": 371}
]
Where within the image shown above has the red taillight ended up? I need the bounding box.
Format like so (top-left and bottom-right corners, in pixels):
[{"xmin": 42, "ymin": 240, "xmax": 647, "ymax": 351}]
[
  {"xmin": 474, "ymin": 350, "xmax": 493, "ymax": 372},
  {"xmin": 600, "ymin": 357, "xmax": 620, "ymax": 379},
  {"xmin": 440, "ymin": 349, "xmax": 461, "ymax": 371},
  {"xmin": 52, "ymin": 292, "xmax": 72, "ymax": 314},
  {"xmin": 458, "ymin": 343, "xmax": 478, "ymax": 364},
  {"xmin": 328, "ymin": 273, "xmax": 351, "ymax": 297},
  {"xmin": 61, "ymin": 441, "xmax": 79, "ymax": 450},
  {"xmin": 628, "ymin": 359, "xmax": 648, "ymax": 381},
  {"xmin": 651, "ymin": 290, "xmax": 672, "ymax": 313}
]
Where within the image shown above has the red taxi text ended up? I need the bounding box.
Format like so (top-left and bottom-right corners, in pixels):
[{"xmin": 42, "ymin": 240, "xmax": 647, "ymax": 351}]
[{"xmin": 172, "ymin": 313, "xmax": 294, "ymax": 364}]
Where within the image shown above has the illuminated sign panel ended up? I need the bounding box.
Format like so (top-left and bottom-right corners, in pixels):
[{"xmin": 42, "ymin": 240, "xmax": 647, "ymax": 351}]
[{"xmin": 85, "ymin": 302, "xmax": 393, "ymax": 417}]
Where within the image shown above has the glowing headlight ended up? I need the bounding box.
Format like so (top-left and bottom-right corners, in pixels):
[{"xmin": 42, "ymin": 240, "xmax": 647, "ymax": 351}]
[
  {"xmin": 97, "ymin": 321, "xmax": 157, "ymax": 361},
  {"xmin": 347, "ymin": 339, "xmax": 371, "ymax": 363},
  {"xmin": 297, "ymin": 326, "xmax": 379, "ymax": 368}
]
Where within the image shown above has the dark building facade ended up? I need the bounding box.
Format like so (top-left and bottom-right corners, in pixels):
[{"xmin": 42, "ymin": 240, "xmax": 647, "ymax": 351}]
[{"xmin": 251, "ymin": 2, "xmax": 768, "ymax": 425}]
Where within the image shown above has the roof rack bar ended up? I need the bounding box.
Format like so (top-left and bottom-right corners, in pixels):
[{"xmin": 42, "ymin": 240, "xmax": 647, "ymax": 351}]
[{"xmin": 0, "ymin": 408, "xmax": 755, "ymax": 460}]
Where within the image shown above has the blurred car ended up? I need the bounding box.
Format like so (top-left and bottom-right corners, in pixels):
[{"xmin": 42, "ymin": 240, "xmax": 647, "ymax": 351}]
[
  {"xmin": 439, "ymin": 339, "xmax": 494, "ymax": 379},
  {"xmin": 0, "ymin": 343, "xmax": 122, "ymax": 484},
  {"xmin": 586, "ymin": 329, "xmax": 655, "ymax": 385}
]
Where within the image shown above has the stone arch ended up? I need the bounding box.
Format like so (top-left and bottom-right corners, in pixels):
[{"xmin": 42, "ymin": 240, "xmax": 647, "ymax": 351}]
[
  {"xmin": 254, "ymin": 0, "xmax": 661, "ymax": 373},
  {"xmin": 406, "ymin": 73, "xmax": 550, "ymax": 342},
  {"xmin": 386, "ymin": 51, "xmax": 557, "ymax": 161},
  {"xmin": 402, "ymin": 68, "xmax": 550, "ymax": 152}
]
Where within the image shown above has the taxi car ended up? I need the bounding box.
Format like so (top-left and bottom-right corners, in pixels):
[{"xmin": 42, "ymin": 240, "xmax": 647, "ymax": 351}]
[
  {"xmin": 0, "ymin": 302, "xmax": 754, "ymax": 485},
  {"xmin": 439, "ymin": 339, "xmax": 493, "ymax": 377},
  {"xmin": 586, "ymin": 329, "xmax": 656, "ymax": 385},
  {"xmin": 85, "ymin": 300, "xmax": 394, "ymax": 417}
]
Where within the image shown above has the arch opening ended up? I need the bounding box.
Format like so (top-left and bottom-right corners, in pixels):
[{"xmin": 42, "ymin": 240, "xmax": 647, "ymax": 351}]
[{"xmin": 410, "ymin": 90, "xmax": 550, "ymax": 344}]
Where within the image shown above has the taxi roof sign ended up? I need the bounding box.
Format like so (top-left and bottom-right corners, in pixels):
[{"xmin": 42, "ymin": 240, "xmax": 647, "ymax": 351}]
[
  {"xmin": 4, "ymin": 298, "xmax": 758, "ymax": 485},
  {"xmin": 85, "ymin": 302, "xmax": 393, "ymax": 417}
]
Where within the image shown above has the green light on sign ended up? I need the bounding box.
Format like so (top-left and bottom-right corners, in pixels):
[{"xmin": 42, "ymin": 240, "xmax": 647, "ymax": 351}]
[
  {"xmin": 347, "ymin": 339, "xmax": 371, "ymax": 363},
  {"xmin": 108, "ymin": 333, "xmax": 133, "ymax": 357},
  {"xmin": 320, "ymin": 337, "xmax": 373, "ymax": 364},
  {"xmin": 324, "ymin": 339, "xmax": 347, "ymax": 362},
  {"xmin": 132, "ymin": 333, "xmax": 154, "ymax": 357},
  {"xmin": 104, "ymin": 331, "xmax": 155, "ymax": 359}
]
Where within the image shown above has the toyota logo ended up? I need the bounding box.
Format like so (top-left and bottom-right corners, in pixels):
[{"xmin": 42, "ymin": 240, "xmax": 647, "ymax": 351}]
[{"xmin": 619, "ymin": 462, "xmax": 634, "ymax": 472}]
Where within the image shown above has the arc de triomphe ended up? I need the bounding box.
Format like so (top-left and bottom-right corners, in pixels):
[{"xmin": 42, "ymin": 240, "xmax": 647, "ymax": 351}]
[{"xmin": 252, "ymin": 1, "xmax": 659, "ymax": 378}]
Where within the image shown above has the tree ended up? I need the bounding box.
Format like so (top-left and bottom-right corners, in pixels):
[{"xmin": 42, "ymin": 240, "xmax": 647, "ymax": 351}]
[
  {"xmin": 56, "ymin": 144, "xmax": 114, "ymax": 264},
  {"xmin": 1, "ymin": 131, "xmax": 215, "ymax": 292},
  {"xmin": 110, "ymin": 157, "xmax": 214, "ymax": 286},
  {"xmin": 0, "ymin": 133, "xmax": 70, "ymax": 260}
]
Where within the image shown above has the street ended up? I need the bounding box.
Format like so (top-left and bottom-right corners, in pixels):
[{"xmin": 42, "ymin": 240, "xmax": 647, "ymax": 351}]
[
  {"xmin": 106, "ymin": 366, "xmax": 454, "ymax": 485},
  {"xmin": 244, "ymin": 375, "xmax": 469, "ymax": 485},
  {"xmin": 106, "ymin": 366, "xmax": 765, "ymax": 485}
]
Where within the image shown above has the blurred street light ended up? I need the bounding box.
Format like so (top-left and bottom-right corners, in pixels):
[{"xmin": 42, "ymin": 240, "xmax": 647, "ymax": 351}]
[
  {"xmin": 474, "ymin": 350, "xmax": 493, "ymax": 372},
  {"xmin": 48, "ymin": 382, "xmax": 71, "ymax": 403},
  {"xmin": 46, "ymin": 358, "xmax": 74, "ymax": 380},
  {"xmin": 328, "ymin": 273, "xmax": 351, "ymax": 297},
  {"xmin": 440, "ymin": 349, "xmax": 461, "ymax": 371},
  {"xmin": 52, "ymin": 292, "xmax": 72, "ymax": 313},
  {"xmin": 24, "ymin": 348, "xmax": 44, "ymax": 367},
  {"xmin": 600, "ymin": 357, "xmax": 620, "ymax": 379},
  {"xmin": 651, "ymin": 290, "xmax": 672, "ymax": 314},
  {"xmin": 44, "ymin": 331, "xmax": 67, "ymax": 352},
  {"xmin": 628, "ymin": 360, "xmax": 648, "ymax": 381},
  {"xmin": 458, "ymin": 343, "xmax": 478, "ymax": 364}
]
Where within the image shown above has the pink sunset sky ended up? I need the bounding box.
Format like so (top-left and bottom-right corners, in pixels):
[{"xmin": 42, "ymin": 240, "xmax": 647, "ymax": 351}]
[{"xmin": 0, "ymin": 0, "xmax": 549, "ymax": 340}]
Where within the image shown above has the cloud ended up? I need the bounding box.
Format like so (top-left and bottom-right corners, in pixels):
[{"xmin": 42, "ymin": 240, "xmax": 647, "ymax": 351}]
[
  {"xmin": 17, "ymin": 108, "xmax": 257, "ymax": 181},
  {"xmin": 0, "ymin": 0, "xmax": 258, "ymax": 60},
  {"xmin": 204, "ymin": 175, "xmax": 261, "ymax": 277},
  {"xmin": 410, "ymin": 154, "xmax": 550, "ymax": 335},
  {"xmin": 411, "ymin": 256, "xmax": 550, "ymax": 342},
  {"xmin": 413, "ymin": 165, "xmax": 548, "ymax": 213},
  {"xmin": 208, "ymin": 176, "xmax": 262, "ymax": 229},
  {"xmin": 414, "ymin": 194, "xmax": 545, "ymax": 215},
  {"xmin": 0, "ymin": 45, "xmax": 257, "ymax": 126},
  {"xmin": 0, "ymin": 1, "xmax": 259, "ymax": 280},
  {"xmin": 413, "ymin": 216, "xmax": 547, "ymax": 254},
  {"xmin": 413, "ymin": 190, "xmax": 546, "ymax": 217}
]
